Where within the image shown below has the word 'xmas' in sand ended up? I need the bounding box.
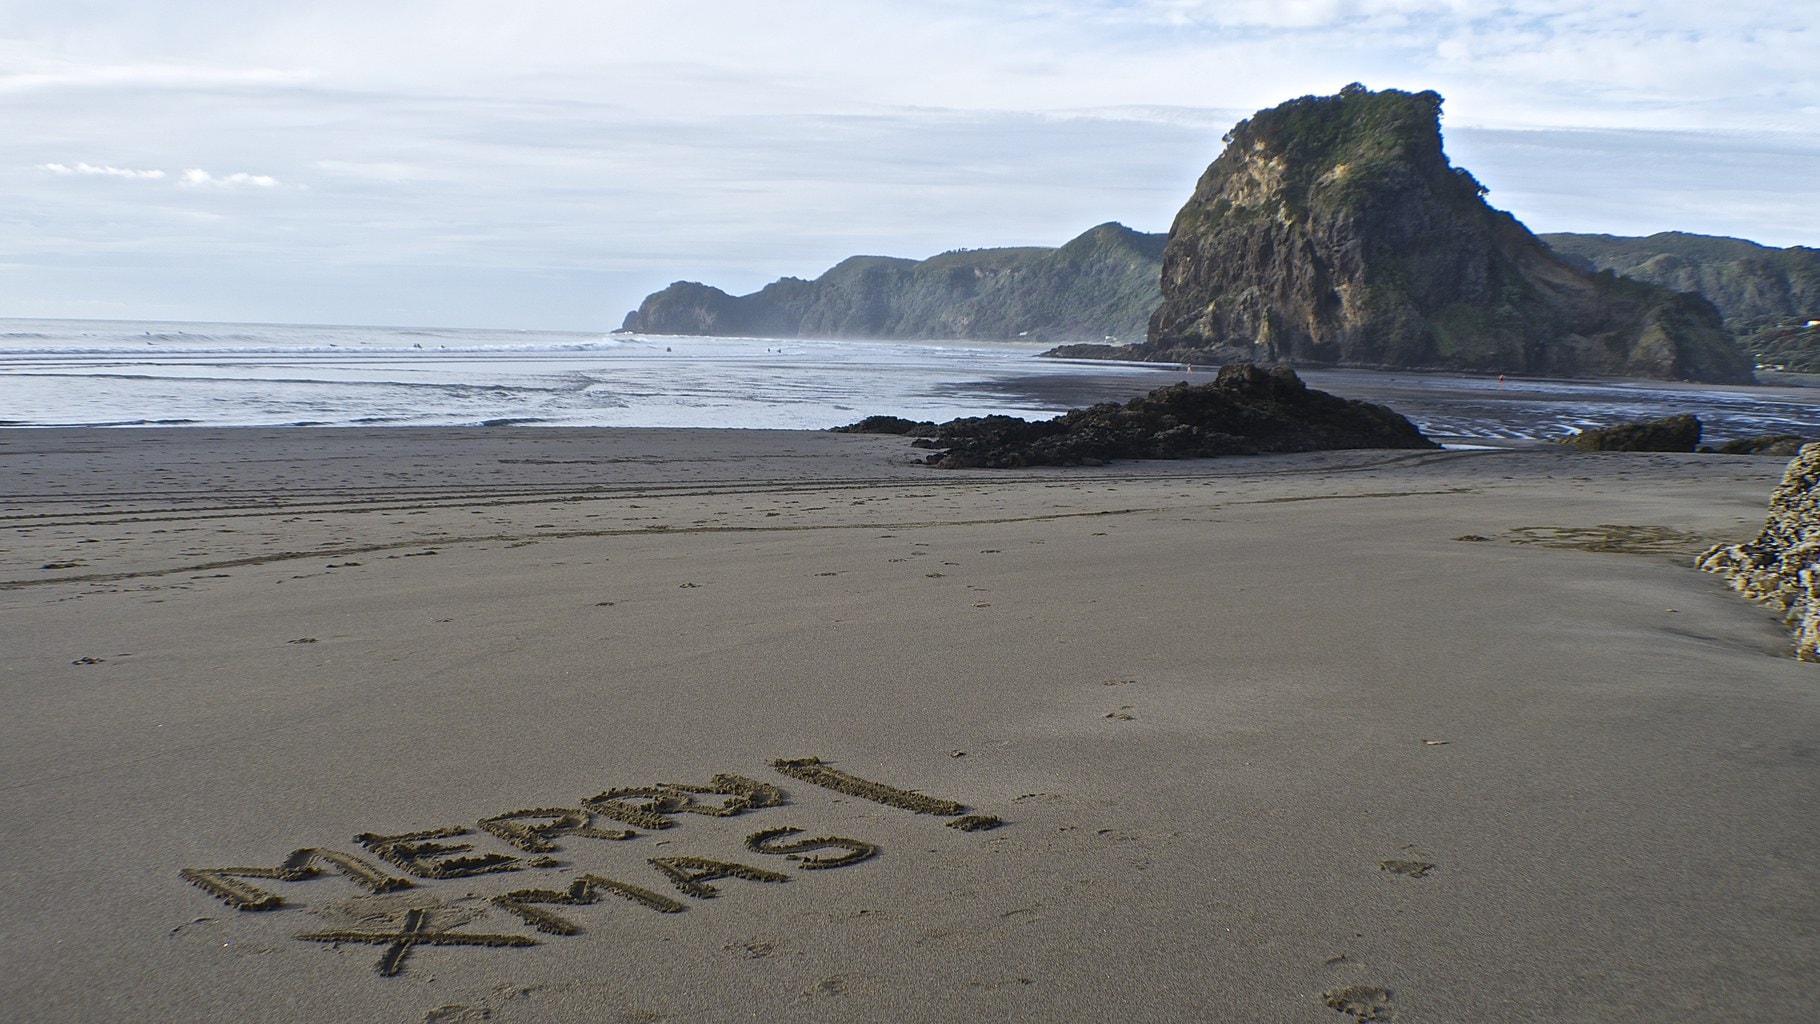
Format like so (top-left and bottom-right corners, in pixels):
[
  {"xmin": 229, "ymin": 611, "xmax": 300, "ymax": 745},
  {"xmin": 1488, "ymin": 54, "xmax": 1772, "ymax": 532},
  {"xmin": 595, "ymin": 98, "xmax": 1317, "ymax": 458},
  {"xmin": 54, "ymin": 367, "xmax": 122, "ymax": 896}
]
[{"xmin": 181, "ymin": 758, "xmax": 1002, "ymax": 977}]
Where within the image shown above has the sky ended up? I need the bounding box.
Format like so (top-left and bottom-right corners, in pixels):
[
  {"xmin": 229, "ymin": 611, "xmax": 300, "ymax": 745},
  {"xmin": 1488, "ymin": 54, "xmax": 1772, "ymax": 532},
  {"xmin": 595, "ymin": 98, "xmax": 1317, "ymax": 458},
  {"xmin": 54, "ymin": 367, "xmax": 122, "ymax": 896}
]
[{"xmin": 1, "ymin": 1, "xmax": 1816, "ymax": 331}]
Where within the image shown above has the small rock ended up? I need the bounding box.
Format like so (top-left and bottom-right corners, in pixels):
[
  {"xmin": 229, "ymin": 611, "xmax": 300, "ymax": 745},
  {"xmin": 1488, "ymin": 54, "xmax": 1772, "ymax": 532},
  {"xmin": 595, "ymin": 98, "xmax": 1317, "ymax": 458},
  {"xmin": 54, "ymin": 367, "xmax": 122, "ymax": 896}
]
[
  {"xmin": 1714, "ymin": 433, "xmax": 1808, "ymax": 457},
  {"xmin": 1560, "ymin": 413, "xmax": 1700, "ymax": 452}
]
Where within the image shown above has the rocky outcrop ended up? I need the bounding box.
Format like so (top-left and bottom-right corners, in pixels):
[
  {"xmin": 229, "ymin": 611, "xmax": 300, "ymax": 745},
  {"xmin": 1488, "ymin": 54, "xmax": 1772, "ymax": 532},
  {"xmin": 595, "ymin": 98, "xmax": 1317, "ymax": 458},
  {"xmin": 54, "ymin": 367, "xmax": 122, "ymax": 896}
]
[
  {"xmin": 1561, "ymin": 414, "xmax": 1702, "ymax": 452},
  {"xmin": 621, "ymin": 223, "xmax": 1165, "ymax": 343},
  {"xmin": 1697, "ymin": 443, "xmax": 1820, "ymax": 661},
  {"xmin": 1714, "ymin": 434, "xmax": 1810, "ymax": 457},
  {"xmin": 837, "ymin": 363, "xmax": 1436, "ymax": 468},
  {"xmin": 828, "ymin": 415, "xmax": 936, "ymax": 437},
  {"xmin": 1106, "ymin": 85, "xmax": 1752, "ymax": 384}
]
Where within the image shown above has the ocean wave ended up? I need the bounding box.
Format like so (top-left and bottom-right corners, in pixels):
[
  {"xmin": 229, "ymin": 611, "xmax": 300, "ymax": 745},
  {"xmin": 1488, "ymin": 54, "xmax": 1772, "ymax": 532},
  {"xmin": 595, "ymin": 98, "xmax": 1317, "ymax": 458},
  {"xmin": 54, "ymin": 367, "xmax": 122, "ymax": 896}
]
[
  {"xmin": 0, "ymin": 341, "xmax": 640, "ymax": 359},
  {"xmin": 0, "ymin": 369, "xmax": 594, "ymax": 395}
]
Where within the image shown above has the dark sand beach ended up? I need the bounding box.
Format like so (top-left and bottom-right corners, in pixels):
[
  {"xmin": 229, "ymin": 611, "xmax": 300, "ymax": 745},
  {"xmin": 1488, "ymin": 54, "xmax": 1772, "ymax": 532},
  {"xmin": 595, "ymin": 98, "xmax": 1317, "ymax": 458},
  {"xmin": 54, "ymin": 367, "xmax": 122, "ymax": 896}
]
[{"xmin": 1, "ymin": 427, "xmax": 1815, "ymax": 1023}]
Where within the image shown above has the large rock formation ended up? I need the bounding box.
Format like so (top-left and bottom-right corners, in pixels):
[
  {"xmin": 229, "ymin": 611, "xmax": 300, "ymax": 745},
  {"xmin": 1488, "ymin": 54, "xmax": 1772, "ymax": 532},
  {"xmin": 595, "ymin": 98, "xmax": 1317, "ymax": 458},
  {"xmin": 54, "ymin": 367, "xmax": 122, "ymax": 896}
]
[
  {"xmin": 839, "ymin": 363, "xmax": 1436, "ymax": 468},
  {"xmin": 620, "ymin": 223, "xmax": 1164, "ymax": 343},
  {"xmin": 1094, "ymin": 85, "xmax": 1753, "ymax": 383},
  {"xmin": 1697, "ymin": 443, "xmax": 1820, "ymax": 661}
]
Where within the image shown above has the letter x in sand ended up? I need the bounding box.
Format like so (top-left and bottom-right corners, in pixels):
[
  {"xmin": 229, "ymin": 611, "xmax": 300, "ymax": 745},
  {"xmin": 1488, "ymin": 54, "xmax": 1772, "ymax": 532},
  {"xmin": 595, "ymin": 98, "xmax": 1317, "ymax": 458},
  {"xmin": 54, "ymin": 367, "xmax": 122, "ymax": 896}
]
[{"xmin": 297, "ymin": 907, "xmax": 534, "ymax": 976}]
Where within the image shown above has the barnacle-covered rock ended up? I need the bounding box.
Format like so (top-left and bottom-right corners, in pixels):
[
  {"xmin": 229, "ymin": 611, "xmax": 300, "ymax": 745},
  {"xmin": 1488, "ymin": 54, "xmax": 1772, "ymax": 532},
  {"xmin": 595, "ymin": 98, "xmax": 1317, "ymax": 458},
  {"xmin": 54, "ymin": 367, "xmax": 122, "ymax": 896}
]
[{"xmin": 1697, "ymin": 443, "xmax": 1820, "ymax": 661}]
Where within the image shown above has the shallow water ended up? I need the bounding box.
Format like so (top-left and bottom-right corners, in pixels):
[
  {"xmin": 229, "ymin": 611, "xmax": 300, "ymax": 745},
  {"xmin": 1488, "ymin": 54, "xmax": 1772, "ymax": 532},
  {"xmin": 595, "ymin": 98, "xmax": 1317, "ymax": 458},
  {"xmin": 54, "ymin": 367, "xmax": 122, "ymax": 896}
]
[
  {"xmin": 1294, "ymin": 368, "xmax": 1820, "ymax": 445},
  {"xmin": 1, "ymin": 317, "xmax": 1815, "ymax": 442},
  {"xmin": 0, "ymin": 318, "xmax": 1165, "ymax": 429}
]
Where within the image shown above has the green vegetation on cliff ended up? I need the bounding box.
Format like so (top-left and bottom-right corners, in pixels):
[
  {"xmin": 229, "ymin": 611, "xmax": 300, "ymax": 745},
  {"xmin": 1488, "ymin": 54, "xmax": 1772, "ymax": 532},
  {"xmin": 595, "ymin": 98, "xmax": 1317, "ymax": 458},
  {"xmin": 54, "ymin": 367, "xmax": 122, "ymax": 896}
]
[
  {"xmin": 621, "ymin": 223, "xmax": 1164, "ymax": 343},
  {"xmin": 1741, "ymin": 322, "xmax": 1820, "ymax": 373},
  {"xmin": 1131, "ymin": 84, "xmax": 1755, "ymax": 383},
  {"xmin": 1539, "ymin": 232, "xmax": 1820, "ymax": 323},
  {"xmin": 1541, "ymin": 231, "xmax": 1820, "ymax": 372}
]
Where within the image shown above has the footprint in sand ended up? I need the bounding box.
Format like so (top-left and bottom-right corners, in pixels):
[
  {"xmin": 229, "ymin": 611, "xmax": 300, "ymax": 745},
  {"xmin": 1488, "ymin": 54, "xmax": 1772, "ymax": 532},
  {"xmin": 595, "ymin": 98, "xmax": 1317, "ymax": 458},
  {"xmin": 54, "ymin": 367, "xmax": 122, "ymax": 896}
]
[
  {"xmin": 1323, "ymin": 984, "xmax": 1393, "ymax": 1021},
  {"xmin": 803, "ymin": 973, "xmax": 881, "ymax": 999},
  {"xmin": 422, "ymin": 1005, "xmax": 490, "ymax": 1024},
  {"xmin": 1379, "ymin": 859, "xmax": 1435, "ymax": 878},
  {"xmin": 726, "ymin": 938, "xmax": 784, "ymax": 959}
]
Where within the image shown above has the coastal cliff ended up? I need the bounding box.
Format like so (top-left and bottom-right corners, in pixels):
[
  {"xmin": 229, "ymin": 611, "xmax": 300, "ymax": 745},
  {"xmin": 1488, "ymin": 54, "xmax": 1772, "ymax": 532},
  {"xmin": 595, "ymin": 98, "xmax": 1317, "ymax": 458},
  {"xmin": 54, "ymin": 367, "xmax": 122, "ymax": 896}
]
[
  {"xmin": 1541, "ymin": 231, "xmax": 1820, "ymax": 372},
  {"xmin": 620, "ymin": 222, "xmax": 1164, "ymax": 343},
  {"xmin": 1540, "ymin": 232, "xmax": 1820, "ymax": 324},
  {"xmin": 1070, "ymin": 85, "xmax": 1753, "ymax": 383}
]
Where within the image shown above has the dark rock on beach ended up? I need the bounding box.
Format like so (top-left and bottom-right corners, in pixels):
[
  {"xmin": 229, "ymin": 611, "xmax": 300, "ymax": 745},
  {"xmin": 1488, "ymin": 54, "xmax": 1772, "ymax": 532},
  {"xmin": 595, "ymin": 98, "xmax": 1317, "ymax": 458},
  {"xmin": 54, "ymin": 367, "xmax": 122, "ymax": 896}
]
[
  {"xmin": 828, "ymin": 414, "xmax": 938, "ymax": 437},
  {"xmin": 1713, "ymin": 434, "xmax": 1811, "ymax": 457},
  {"xmin": 839, "ymin": 363, "xmax": 1436, "ymax": 468},
  {"xmin": 1559, "ymin": 414, "xmax": 1702, "ymax": 452}
]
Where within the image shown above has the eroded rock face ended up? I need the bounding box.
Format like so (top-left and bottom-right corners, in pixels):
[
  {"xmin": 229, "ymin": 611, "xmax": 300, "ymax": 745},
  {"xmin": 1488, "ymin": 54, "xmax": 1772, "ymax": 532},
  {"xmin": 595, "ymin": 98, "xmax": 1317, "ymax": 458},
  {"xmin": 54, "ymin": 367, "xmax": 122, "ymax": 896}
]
[
  {"xmin": 836, "ymin": 363, "xmax": 1437, "ymax": 468},
  {"xmin": 1139, "ymin": 85, "xmax": 1754, "ymax": 384},
  {"xmin": 1697, "ymin": 443, "xmax": 1820, "ymax": 661}
]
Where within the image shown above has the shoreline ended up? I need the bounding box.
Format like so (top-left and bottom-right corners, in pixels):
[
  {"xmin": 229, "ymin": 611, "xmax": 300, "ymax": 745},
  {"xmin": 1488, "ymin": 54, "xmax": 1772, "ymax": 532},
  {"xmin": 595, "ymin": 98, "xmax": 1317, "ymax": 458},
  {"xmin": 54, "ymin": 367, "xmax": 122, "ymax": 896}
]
[
  {"xmin": 8, "ymin": 355, "xmax": 1817, "ymax": 442},
  {"xmin": 3, "ymin": 427, "xmax": 1815, "ymax": 1022}
]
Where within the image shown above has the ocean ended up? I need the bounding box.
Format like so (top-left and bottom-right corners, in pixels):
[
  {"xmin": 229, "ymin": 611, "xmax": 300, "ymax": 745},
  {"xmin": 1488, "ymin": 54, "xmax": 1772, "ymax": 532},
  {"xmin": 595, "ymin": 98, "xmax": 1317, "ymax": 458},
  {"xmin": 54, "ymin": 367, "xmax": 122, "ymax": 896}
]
[{"xmin": 1, "ymin": 317, "xmax": 1816, "ymax": 443}]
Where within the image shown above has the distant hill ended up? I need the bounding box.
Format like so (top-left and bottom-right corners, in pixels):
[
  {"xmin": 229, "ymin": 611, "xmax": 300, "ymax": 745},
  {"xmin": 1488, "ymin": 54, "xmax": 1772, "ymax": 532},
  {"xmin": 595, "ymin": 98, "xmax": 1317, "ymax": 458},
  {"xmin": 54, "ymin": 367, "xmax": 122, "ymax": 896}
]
[
  {"xmin": 1540, "ymin": 232, "xmax": 1820, "ymax": 372},
  {"xmin": 620, "ymin": 223, "xmax": 1165, "ymax": 343},
  {"xmin": 1539, "ymin": 232, "xmax": 1820, "ymax": 324},
  {"xmin": 1743, "ymin": 321, "xmax": 1820, "ymax": 373}
]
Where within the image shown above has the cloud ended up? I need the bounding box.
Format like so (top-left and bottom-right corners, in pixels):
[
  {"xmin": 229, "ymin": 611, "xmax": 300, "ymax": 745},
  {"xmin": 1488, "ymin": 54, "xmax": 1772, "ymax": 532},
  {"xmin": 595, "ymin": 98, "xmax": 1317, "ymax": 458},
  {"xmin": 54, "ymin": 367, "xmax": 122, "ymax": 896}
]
[
  {"xmin": 179, "ymin": 168, "xmax": 280, "ymax": 188},
  {"xmin": 0, "ymin": 2, "xmax": 1813, "ymax": 329},
  {"xmin": 39, "ymin": 161, "xmax": 166, "ymax": 180},
  {"xmin": 311, "ymin": 160, "xmax": 417, "ymax": 183},
  {"xmin": 0, "ymin": 46, "xmax": 311, "ymax": 95},
  {"xmin": 35, "ymin": 161, "xmax": 281, "ymax": 188}
]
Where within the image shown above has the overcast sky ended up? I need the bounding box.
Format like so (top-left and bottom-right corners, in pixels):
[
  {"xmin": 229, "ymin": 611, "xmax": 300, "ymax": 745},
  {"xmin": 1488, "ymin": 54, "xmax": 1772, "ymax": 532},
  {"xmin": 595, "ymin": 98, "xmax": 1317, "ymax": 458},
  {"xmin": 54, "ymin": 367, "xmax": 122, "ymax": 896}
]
[{"xmin": 2, "ymin": 1, "xmax": 1815, "ymax": 330}]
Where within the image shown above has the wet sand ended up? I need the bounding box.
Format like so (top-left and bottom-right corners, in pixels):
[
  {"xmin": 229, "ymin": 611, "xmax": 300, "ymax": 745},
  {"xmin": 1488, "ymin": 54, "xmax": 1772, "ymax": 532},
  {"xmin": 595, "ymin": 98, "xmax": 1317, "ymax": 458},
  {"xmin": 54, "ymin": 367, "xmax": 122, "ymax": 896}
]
[
  {"xmin": 1, "ymin": 427, "xmax": 1815, "ymax": 1023},
  {"xmin": 982, "ymin": 363, "xmax": 1820, "ymax": 444}
]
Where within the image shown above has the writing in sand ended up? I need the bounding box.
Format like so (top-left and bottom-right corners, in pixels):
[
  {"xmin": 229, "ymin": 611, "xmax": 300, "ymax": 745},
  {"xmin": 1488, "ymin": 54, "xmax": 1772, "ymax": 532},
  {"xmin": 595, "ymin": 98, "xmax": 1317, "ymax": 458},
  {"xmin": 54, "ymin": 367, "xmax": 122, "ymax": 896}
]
[{"xmin": 180, "ymin": 758, "xmax": 1004, "ymax": 977}]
